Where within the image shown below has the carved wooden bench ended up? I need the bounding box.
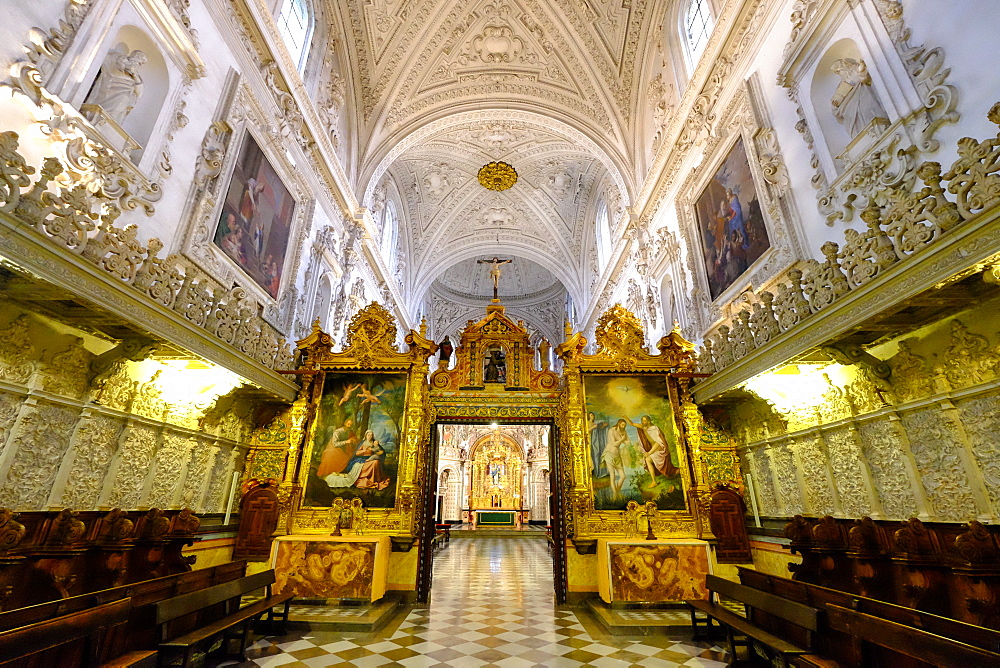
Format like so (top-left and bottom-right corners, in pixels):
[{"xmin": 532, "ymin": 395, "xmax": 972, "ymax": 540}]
[
  {"xmin": 0, "ymin": 597, "xmax": 156, "ymax": 667},
  {"xmin": 688, "ymin": 574, "xmax": 821, "ymax": 667},
  {"xmin": 154, "ymin": 570, "xmax": 292, "ymax": 668}
]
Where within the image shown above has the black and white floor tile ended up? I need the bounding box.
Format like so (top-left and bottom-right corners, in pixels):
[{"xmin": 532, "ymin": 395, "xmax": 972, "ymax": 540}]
[{"xmin": 222, "ymin": 537, "xmax": 729, "ymax": 667}]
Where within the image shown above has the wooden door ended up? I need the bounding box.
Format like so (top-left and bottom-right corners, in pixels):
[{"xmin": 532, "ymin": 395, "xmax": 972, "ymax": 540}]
[{"xmin": 709, "ymin": 486, "xmax": 753, "ymax": 563}]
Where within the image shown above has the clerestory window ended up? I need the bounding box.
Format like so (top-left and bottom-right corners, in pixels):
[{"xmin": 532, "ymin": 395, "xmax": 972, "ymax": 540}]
[
  {"xmin": 276, "ymin": 0, "xmax": 313, "ymax": 72},
  {"xmin": 684, "ymin": 0, "xmax": 714, "ymax": 66}
]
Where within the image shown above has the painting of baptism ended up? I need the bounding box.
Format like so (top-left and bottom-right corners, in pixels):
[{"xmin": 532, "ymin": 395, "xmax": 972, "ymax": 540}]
[
  {"xmin": 304, "ymin": 372, "xmax": 408, "ymax": 508},
  {"xmin": 584, "ymin": 375, "xmax": 685, "ymax": 510}
]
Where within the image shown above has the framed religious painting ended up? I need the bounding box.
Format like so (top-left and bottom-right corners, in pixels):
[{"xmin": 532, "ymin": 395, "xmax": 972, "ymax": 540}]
[
  {"xmin": 583, "ymin": 374, "xmax": 688, "ymax": 511},
  {"xmin": 694, "ymin": 136, "xmax": 772, "ymax": 301},
  {"xmin": 301, "ymin": 371, "xmax": 409, "ymax": 509},
  {"xmin": 212, "ymin": 132, "xmax": 295, "ymax": 299}
]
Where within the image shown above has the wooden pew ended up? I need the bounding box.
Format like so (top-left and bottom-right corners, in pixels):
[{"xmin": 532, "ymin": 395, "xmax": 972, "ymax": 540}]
[
  {"xmin": 824, "ymin": 604, "xmax": 1000, "ymax": 667},
  {"xmin": 0, "ymin": 560, "xmax": 248, "ymax": 666},
  {"xmin": 154, "ymin": 570, "xmax": 293, "ymax": 668},
  {"xmin": 739, "ymin": 566, "xmax": 1000, "ymax": 666},
  {"xmin": 0, "ymin": 561, "xmax": 246, "ymax": 631},
  {"xmin": 0, "ymin": 597, "xmax": 156, "ymax": 667},
  {"xmin": 688, "ymin": 574, "xmax": 821, "ymax": 666}
]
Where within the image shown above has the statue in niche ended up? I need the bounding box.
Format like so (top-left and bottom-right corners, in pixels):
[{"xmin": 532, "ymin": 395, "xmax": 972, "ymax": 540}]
[
  {"xmin": 84, "ymin": 43, "xmax": 148, "ymax": 125},
  {"xmin": 488, "ymin": 458, "xmax": 505, "ymax": 487},
  {"xmin": 484, "ymin": 348, "xmax": 506, "ymax": 383},
  {"xmin": 830, "ymin": 58, "xmax": 888, "ymax": 138}
]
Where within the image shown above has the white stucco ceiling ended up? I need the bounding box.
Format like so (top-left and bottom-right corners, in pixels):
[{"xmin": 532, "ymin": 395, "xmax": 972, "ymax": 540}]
[
  {"xmin": 435, "ymin": 256, "xmax": 560, "ymax": 299},
  {"xmin": 326, "ymin": 0, "xmax": 672, "ymax": 319}
]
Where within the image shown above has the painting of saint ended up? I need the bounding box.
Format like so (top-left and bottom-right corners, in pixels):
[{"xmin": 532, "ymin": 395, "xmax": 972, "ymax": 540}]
[
  {"xmin": 694, "ymin": 137, "xmax": 771, "ymax": 300},
  {"xmin": 484, "ymin": 348, "xmax": 507, "ymax": 383},
  {"xmin": 583, "ymin": 375, "xmax": 685, "ymax": 510},
  {"xmin": 304, "ymin": 372, "xmax": 408, "ymax": 508},
  {"xmin": 213, "ymin": 133, "xmax": 295, "ymax": 298}
]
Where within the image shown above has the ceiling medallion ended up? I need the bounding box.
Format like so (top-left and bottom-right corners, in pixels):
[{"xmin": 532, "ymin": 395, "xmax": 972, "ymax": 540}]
[{"xmin": 478, "ymin": 161, "xmax": 518, "ymax": 191}]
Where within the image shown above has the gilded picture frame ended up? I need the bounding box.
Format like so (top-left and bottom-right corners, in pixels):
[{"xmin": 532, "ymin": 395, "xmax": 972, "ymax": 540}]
[
  {"xmin": 555, "ymin": 305, "xmax": 708, "ymax": 541},
  {"xmin": 583, "ymin": 373, "xmax": 689, "ymax": 512},
  {"xmin": 286, "ymin": 303, "xmax": 435, "ymax": 536},
  {"xmin": 302, "ymin": 371, "xmax": 409, "ymax": 509}
]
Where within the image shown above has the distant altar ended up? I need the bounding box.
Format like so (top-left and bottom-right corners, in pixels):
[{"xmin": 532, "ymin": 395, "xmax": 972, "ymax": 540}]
[{"xmin": 469, "ymin": 430, "xmax": 522, "ymax": 526}]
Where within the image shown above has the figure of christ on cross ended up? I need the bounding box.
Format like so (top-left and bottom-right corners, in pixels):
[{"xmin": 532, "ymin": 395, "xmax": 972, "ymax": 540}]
[{"xmin": 477, "ymin": 257, "xmax": 513, "ymax": 301}]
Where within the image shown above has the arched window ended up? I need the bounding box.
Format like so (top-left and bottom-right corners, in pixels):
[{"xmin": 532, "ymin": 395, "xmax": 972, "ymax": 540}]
[
  {"xmin": 595, "ymin": 200, "xmax": 611, "ymax": 268},
  {"xmin": 276, "ymin": 0, "xmax": 313, "ymax": 72},
  {"xmin": 683, "ymin": 0, "xmax": 713, "ymax": 66},
  {"xmin": 382, "ymin": 201, "xmax": 398, "ymax": 258}
]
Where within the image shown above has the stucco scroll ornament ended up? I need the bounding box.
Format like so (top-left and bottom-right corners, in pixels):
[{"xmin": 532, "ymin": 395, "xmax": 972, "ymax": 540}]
[
  {"xmin": 471, "ymin": 24, "xmax": 525, "ymax": 64},
  {"xmin": 193, "ymin": 121, "xmax": 230, "ymax": 191},
  {"xmin": 60, "ymin": 415, "xmax": 122, "ymax": 509},
  {"xmin": 889, "ymin": 338, "xmax": 932, "ymax": 402},
  {"xmin": 936, "ymin": 320, "xmax": 1000, "ymax": 389},
  {"xmin": 784, "ymin": 0, "xmax": 820, "ymax": 59},
  {"xmin": 261, "ymin": 60, "xmax": 313, "ymax": 152},
  {"xmin": 318, "ymin": 67, "xmax": 346, "ymax": 151},
  {"xmin": 45, "ymin": 337, "xmax": 92, "ymax": 398},
  {"xmin": 0, "ymin": 314, "xmax": 37, "ymax": 384},
  {"xmin": 21, "ymin": 0, "xmax": 95, "ymax": 72}
]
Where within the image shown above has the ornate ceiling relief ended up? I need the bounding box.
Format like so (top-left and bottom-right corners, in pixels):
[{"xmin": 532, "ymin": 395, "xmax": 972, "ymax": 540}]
[
  {"xmin": 551, "ymin": 0, "xmax": 652, "ymax": 114},
  {"xmin": 363, "ymin": 0, "xmax": 407, "ymax": 60},
  {"xmin": 367, "ymin": 112, "xmax": 622, "ymax": 315},
  {"xmin": 373, "ymin": 0, "xmax": 617, "ymax": 139},
  {"xmin": 422, "ymin": 1, "xmax": 572, "ymax": 91}
]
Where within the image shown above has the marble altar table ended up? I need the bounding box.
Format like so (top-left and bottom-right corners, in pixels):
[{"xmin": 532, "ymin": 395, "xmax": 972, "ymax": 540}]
[
  {"xmin": 597, "ymin": 538, "xmax": 711, "ymax": 603},
  {"xmin": 270, "ymin": 534, "xmax": 390, "ymax": 602}
]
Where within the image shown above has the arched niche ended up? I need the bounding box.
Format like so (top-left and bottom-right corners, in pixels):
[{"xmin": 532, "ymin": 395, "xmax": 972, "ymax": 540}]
[
  {"xmin": 316, "ymin": 272, "xmax": 334, "ymax": 331},
  {"xmin": 660, "ymin": 274, "xmax": 676, "ymax": 329},
  {"xmin": 810, "ymin": 38, "xmax": 889, "ymax": 174},
  {"xmin": 82, "ymin": 25, "xmax": 169, "ymax": 164}
]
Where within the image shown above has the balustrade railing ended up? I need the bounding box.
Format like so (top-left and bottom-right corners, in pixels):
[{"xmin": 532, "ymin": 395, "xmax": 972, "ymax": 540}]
[
  {"xmin": 0, "ymin": 131, "xmax": 294, "ymax": 371},
  {"xmin": 700, "ymin": 102, "xmax": 1000, "ymax": 374}
]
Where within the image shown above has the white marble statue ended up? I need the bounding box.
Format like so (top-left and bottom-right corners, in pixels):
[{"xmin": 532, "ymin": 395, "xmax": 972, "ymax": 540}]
[
  {"xmin": 830, "ymin": 58, "xmax": 888, "ymax": 138},
  {"xmin": 85, "ymin": 43, "xmax": 147, "ymax": 124}
]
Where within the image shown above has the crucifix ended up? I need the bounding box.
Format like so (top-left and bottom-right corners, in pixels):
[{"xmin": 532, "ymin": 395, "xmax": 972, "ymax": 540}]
[{"xmin": 477, "ymin": 257, "xmax": 513, "ymax": 301}]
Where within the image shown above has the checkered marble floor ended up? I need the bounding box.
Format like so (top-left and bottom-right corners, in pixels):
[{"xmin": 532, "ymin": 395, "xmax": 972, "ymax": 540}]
[{"xmin": 222, "ymin": 538, "xmax": 729, "ymax": 667}]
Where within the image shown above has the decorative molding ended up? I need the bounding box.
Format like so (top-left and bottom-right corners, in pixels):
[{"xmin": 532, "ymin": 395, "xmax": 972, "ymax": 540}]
[
  {"xmin": 695, "ymin": 104, "xmax": 1000, "ymax": 400},
  {"xmin": 675, "ymin": 82, "xmax": 804, "ymax": 334},
  {"xmin": 776, "ymin": 0, "xmax": 959, "ymax": 226}
]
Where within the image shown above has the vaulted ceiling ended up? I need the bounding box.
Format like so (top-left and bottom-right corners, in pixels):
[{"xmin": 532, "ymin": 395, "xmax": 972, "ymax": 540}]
[{"xmin": 325, "ymin": 0, "xmax": 674, "ymax": 325}]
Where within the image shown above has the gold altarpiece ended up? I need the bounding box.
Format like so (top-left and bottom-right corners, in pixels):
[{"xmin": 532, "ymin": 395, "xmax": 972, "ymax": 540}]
[
  {"xmin": 242, "ymin": 303, "xmax": 436, "ymax": 541},
  {"xmin": 468, "ymin": 431, "xmax": 523, "ymax": 509},
  {"xmin": 241, "ymin": 301, "xmax": 744, "ymax": 599},
  {"xmin": 429, "ymin": 302, "xmax": 562, "ymax": 421},
  {"xmin": 555, "ymin": 305, "xmax": 743, "ymax": 546}
]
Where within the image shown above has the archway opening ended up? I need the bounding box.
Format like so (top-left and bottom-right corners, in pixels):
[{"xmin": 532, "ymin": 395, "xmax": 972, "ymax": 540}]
[{"xmin": 420, "ymin": 420, "xmax": 562, "ymax": 602}]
